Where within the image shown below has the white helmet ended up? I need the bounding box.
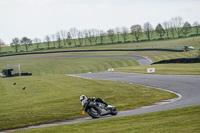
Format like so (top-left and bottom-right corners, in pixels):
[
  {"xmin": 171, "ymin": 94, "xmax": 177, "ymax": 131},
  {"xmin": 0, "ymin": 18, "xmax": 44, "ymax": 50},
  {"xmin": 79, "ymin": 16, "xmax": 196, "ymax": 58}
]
[{"xmin": 80, "ymin": 95, "xmax": 87, "ymax": 101}]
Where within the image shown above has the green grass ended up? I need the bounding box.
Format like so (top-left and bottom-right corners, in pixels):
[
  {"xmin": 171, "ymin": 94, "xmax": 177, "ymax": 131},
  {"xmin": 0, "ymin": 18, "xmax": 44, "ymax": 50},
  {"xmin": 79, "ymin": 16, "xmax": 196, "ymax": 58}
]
[
  {"xmin": 149, "ymin": 50, "xmax": 199, "ymax": 62},
  {"xmin": 1, "ymin": 36, "xmax": 200, "ymax": 59},
  {"xmin": 115, "ymin": 63, "xmax": 200, "ymax": 75},
  {"xmin": 13, "ymin": 105, "xmax": 200, "ymax": 133},
  {"xmin": 0, "ymin": 57, "xmax": 139, "ymax": 76},
  {"xmin": 0, "ymin": 54, "xmax": 178, "ymax": 130},
  {"xmin": 0, "ymin": 38, "xmax": 199, "ymax": 131},
  {"xmin": 1, "ymin": 36, "xmax": 200, "ymax": 67},
  {"xmin": 67, "ymin": 36, "xmax": 200, "ymax": 51},
  {"xmin": 0, "ymin": 75, "xmax": 176, "ymax": 130}
]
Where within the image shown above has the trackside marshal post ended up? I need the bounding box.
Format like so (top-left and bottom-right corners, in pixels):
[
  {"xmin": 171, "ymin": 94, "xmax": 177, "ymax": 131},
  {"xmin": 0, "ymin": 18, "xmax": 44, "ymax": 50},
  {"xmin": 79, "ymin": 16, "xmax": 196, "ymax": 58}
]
[
  {"xmin": 108, "ymin": 68, "xmax": 114, "ymax": 72},
  {"xmin": 147, "ymin": 68, "xmax": 155, "ymax": 73}
]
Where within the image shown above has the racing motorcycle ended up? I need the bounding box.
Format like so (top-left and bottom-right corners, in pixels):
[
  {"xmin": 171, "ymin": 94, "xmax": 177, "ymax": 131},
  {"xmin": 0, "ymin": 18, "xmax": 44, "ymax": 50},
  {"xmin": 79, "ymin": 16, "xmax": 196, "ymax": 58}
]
[{"xmin": 80, "ymin": 95, "xmax": 118, "ymax": 118}]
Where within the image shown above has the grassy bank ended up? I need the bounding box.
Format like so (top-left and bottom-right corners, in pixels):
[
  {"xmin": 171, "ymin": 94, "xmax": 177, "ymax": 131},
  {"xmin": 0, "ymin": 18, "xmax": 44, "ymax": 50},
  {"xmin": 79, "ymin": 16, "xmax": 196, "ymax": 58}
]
[
  {"xmin": 1, "ymin": 36, "xmax": 199, "ymax": 67},
  {"xmin": 115, "ymin": 63, "xmax": 200, "ymax": 75},
  {"xmin": 0, "ymin": 54, "xmax": 178, "ymax": 130},
  {"xmin": 0, "ymin": 57, "xmax": 139, "ymax": 76},
  {"xmin": 14, "ymin": 105, "xmax": 200, "ymax": 133},
  {"xmin": 0, "ymin": 75, "xmax": 176, "ymax": 130},
  {"xmin": 1, "ymin": 36, "xmax": 200, "ymax": 59},
  {"xmin": 0, "ymin": 46, "xmax": 198, "ymax": 131}
]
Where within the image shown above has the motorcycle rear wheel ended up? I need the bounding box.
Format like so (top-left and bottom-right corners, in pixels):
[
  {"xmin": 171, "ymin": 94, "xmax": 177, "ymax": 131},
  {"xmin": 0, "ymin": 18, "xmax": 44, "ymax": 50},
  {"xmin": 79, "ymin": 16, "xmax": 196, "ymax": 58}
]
[{"xmin": 87, "ymin": 107, "xmax": 100, "ymax": 118}]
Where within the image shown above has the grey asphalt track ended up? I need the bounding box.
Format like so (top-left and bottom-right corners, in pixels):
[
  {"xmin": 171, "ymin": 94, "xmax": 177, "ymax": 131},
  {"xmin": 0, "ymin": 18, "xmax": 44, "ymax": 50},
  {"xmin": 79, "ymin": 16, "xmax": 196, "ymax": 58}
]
[
  {"xmin": 73, "ymin": 72, "xmax": 200, "ymax": 109},
  {"xmin": 1, "ymin": 55, "xmax": 199, "ymax": 132},
  {"xmin": 2, "ymin": 55, "xmax": 152, "ymax": 65},
  {"xmin": 3, "ymin": 72, "xmax": 200, "ymax": 133}
]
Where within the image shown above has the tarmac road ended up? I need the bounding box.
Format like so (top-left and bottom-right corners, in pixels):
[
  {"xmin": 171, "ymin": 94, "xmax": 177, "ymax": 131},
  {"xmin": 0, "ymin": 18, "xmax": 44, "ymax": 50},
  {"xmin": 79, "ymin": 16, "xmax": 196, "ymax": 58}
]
[
  {"xmin": 2, "ymin": 56, "xmax": 200, "ymax": 132},
  {"xmin": 1, "ymin": 55, "xmax": 152, "ymax": 65},
  {"xmin": 73, "ymin": 72, "xmax": 200, "ymax": 110},
  {"xmin": 3, "ymin": 72, "xmax": 200, "ymax": 133}
]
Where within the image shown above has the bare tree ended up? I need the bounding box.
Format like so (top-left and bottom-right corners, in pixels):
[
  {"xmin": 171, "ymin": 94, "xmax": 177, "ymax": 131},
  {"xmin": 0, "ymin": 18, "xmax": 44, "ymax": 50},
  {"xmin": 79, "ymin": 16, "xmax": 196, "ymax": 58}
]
[
  {"xmin": 66, "ymin": 32, "xmax": 72, "ymax": 47},
  {"xmin": 182, "ymin": 21, "xmax": 191, "ymax": 37},
  {"xmin": 115, "ymin": 27, "xmax": 121, "ymax": 43},
  {"xmin": 130, "ymin": 24, "xmax": 143, "ymax": 42},
  {"xmin": 170, "ymin": 16, "xmax": 184, "ymax": 37},
  {"xmin": 92, "ymin": 29, "xmax": 100, "ymax": 45},
  {"xmin": 107, "ymin": 29, "xmax": 116, "ymax": 43},
  {"xmin": 77, "ymin": 31, "xmax": 84, "ymax": 46},
  {"xmin": 11, "ymin": 38, "xmax": 20, "ymax": 53},
  {"xmin": 56, "ymin": 32, "xmax": 62, "ymax": 48},
  {"xmin": 70, "ymin": 28, "xmax": 79, "ymax": 46},
  {"xmin": 193, "ymin": 21, "xmax": 200, "ymax": 34},
  {"xmin": 51, "ymin": 34, "xmax": 56, "ymax": 47},
  {"xmin": 169, "ymin": 21, "xmax": 175, "ymax": 38},
  {"xmin": 162, "ymin": 21, "xmax": 170, "ymax": 39},
  {"xmin": 155, "ymin": 23, "xmax": 165, "ymax": 39},
  {"xmin": 87, "ymin": 29, "xmax": 94, "ymax": 45},
  {"xmin": 99, "ymin": 30, "xmax": 107, "ymax": 44},
  {"xmin": 21, "ymin": 37, "xmax": 32, "ymax": 51},
  {"xmin": 143, "ymin": 22, "xmax": 154, "ymax": 40},
  {"xmin": 83, "ymin": 30, "xmax": 88, "ymax": 45},
  {"xmin": 33, "ymin": 38, "xmax": 41, "ymax": 49},
  {"xmin": 121, "ymin": 26, "xmax": 129, "ymax": 42},
  {"xmin": 0, "ymin": 39, "xmax": 5, "ymax": 54},
  {"xmin": 60, "ymin": 30, "xmax": 67, "ymax": 47},
  {"xmin": 44, "ymin": 35, "xmax": 51, "ymax": 49}
]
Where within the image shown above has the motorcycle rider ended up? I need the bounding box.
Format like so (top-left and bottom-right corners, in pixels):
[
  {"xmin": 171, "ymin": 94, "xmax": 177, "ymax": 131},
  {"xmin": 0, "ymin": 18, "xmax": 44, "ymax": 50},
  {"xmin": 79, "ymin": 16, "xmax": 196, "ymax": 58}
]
[
  {"xmin": 80, "ymin": 95, "xmax": 108, "ymax": 106},
  {"xmin": 80, "ymin": 95, "xmax": 118, "ymax": 118}
]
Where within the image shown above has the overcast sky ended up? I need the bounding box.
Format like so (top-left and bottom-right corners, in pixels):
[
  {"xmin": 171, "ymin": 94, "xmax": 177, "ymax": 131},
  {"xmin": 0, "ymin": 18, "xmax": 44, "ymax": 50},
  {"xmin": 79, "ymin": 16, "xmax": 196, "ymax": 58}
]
[{"xmin": 0, "ymin": 0, "xmax": 200, "ymax": 44}]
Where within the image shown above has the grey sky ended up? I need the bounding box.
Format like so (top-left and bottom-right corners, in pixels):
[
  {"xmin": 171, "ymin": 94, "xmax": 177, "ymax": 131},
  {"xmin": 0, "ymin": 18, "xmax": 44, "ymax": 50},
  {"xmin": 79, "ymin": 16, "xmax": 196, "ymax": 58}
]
[{"xmin": 0, "ymin": 0, "xmax": 200, "ymax": 44}]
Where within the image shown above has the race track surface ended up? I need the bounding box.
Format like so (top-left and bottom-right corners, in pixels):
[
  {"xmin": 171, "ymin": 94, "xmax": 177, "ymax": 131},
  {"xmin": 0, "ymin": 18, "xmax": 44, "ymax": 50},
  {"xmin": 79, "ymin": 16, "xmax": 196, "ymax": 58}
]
[
  {"xmin": 2, "ymin": 55, "xmax": 152, "ymax": 65},
  {"xmin": 73, "ymin": 72, "xmax": 200, "ymax": 109},
  {"xmin": 3, "ymin": 72, "xmax": 200, "ymax": 133}
]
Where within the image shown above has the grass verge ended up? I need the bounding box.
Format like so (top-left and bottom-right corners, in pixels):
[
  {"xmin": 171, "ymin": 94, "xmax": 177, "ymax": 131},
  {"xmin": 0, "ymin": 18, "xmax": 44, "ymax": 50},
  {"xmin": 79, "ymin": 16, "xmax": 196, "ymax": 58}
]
[
  {"xmin": 0, "ymin": 57, "xmax": 139, "ymax": 76},
  {"xmin": 0, "ymin": 75, "xmax": 176, "ymax": 130},
  {"xmin": 115, "ymin": 63, "xmax": 200, "ymax": 75},
  {"xmin": 13, "ymin": 105, "xmax": 200, "ymax": 133}
]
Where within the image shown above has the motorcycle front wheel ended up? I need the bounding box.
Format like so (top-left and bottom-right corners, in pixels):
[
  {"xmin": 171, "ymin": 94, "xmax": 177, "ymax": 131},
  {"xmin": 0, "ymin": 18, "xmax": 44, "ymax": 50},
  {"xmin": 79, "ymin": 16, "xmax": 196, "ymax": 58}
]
[
  {"xmin": 110, "ymin": 107, "xmax": 118, "ymax": 115},
  {"xmin": 87, "ymin": 107, "xmax": 100, "ymax": 118}
]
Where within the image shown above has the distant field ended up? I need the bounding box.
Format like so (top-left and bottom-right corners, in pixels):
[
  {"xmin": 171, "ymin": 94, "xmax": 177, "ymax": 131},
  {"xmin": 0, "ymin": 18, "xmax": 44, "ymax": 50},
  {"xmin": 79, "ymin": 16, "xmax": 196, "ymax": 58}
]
[
  {"xmin": 1, "ymin": 26, "xmax": 199, "ymax": 53},
  {"xmin": 3, "ymin": 36, "xmax": 199, "ymax": 51},
  {"xmin": 1, "ymin": 36, "xmax": 200, "ymax": 62}
]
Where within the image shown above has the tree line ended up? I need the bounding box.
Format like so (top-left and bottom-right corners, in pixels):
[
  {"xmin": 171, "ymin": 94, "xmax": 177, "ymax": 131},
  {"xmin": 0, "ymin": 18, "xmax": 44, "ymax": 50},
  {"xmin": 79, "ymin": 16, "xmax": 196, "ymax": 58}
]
[
  {"xmin": 0, "ymin": 39, "xmax": 5, "ymax": 54},
  {"xmin": 1, "ymin": 16, "xmax": 200, "ymax": 54}
]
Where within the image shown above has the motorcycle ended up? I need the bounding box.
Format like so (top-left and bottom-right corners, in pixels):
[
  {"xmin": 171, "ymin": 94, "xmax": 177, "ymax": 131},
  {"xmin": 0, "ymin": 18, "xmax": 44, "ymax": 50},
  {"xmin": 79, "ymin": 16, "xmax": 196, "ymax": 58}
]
[{"xmin": 80, "ymin": 95, "xmax": 118, "ymax": 118}]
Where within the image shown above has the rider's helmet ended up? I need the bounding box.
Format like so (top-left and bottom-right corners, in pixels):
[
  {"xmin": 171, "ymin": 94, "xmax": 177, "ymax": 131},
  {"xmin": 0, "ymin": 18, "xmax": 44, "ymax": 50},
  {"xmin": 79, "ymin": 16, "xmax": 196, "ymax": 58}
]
[{"xmin": 80, "ymin": 95, "xmax": 87, "ymax": 101}]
